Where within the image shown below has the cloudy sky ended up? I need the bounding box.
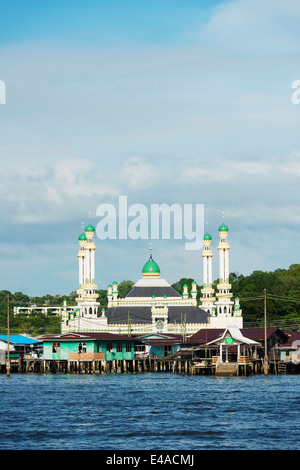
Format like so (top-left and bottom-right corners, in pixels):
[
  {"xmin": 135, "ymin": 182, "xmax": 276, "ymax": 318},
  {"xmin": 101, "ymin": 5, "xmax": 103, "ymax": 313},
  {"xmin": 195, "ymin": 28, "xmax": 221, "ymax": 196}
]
[{"xmin": 0, "ymin": 0, "xmax": 299, "ymax": 296}]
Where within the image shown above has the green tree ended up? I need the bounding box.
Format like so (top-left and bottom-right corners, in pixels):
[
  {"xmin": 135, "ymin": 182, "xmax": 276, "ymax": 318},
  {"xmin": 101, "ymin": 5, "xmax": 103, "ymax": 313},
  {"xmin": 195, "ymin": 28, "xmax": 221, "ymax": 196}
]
[{"xmin": 118, "ymin": 280, "xmax": 134, "ymax": 298}]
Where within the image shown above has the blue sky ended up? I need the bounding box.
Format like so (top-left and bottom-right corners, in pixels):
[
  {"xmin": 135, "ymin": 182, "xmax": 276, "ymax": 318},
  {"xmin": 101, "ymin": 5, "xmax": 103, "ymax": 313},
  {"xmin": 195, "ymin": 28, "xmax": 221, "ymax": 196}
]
[
  {"xmin": 0, "ymin": 0, "xmax": 221, "ymax": 45},
  {"xmin": 0, "ymin": 0, "xmax": 300, "ymax": 296}
]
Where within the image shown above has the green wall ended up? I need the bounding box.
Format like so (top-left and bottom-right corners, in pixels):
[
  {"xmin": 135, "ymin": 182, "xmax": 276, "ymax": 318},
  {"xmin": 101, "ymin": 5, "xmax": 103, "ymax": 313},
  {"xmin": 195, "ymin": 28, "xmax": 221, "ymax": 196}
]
[{"xmin": 43, "ymin": 339, "xmax": 134, "ymax": 361}]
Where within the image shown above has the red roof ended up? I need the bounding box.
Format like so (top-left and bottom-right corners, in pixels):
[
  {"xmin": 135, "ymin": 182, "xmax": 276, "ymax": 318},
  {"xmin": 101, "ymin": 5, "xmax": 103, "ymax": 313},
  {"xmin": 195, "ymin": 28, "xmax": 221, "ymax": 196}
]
[
  {"xmin": 278, "ymin": 331, "xmax": 300, "ymax": 348},
  {"xmin": 184, "ymin": 327, "xmax": 289, "ymax": 346},
  {"xmin": 186, "ymin": 329, "xmax": 224, "ymax": 344},
  {"xmin": 39, "ymin": 332, "xmax": 141, "ymax": 342}
]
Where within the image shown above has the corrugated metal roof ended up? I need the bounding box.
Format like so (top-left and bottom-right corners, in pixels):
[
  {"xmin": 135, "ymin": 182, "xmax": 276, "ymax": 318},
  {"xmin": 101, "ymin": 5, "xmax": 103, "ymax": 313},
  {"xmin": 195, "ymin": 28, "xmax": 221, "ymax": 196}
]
[
  {"xmin": 0, "ymin": 335, "xmax": 40, "ymax": 345},
  {"xmin": 206, "ymin": 327, "xmax": 260, "ymax": 346},
  {"xmin": 187, "ymin": 327, "xmax": 289, "ymax": 344},
  {"xmin": 277, "ymin": 331, "xmax": 300, "ymax": 348},
  {"xmin": 39, "ymin": 332, "xmax": 142, "ymax": 343}
]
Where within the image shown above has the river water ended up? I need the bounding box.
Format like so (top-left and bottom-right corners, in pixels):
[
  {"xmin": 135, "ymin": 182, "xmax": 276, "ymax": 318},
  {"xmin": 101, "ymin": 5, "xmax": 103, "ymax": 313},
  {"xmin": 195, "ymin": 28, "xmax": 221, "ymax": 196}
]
[{"xmin": 0, "ymin": 372, "xmax": 299, "ymax": 451}]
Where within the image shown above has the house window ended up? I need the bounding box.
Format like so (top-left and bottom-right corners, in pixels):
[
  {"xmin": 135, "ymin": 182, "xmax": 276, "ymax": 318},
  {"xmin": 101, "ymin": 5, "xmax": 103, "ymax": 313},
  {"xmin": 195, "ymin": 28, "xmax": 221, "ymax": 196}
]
[
  {"xmin": 126, "ymin": 342, "xmax": 132, "ymax": 353},
  {"xmin": 107, "ymin": 342, "xmax": 113, "ymax": 352},
  {"xmin": 78, "ymin": 343, "xmax": 87, "ymax": 353},
  {"xmin": 117, "ymin": 343, "xmax": 123, "ymax": 353},
  {"xmin": 97, "ymin": 343, "xmax": 102, "ymax": 353},
  {"xmin": 52, "ymin": 343, "xmax": 61, "ymax": 354}
]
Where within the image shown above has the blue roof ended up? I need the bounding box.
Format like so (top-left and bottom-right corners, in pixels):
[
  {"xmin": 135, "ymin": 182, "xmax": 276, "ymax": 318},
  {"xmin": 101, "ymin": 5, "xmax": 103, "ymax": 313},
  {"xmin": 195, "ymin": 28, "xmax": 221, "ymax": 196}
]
[{"xmin": 0, "ymin": 335, "xmax": 40, "ymax": 345}]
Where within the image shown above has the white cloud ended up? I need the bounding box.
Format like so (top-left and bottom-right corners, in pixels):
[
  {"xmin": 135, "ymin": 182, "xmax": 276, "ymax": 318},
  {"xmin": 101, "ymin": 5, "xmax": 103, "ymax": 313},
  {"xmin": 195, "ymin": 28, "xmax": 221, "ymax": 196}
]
[
  {"xmin": 204, "ymin": 0, "xmax": 300, "ymax": 55},
  {"xmin": 281, "ymin": 151, "xmax": 300, "ymax": 175},
  {"xmin": 181, "ymin": 157, "xmax": 272, "ymax": 182},
  {"xmin": 0, "ymin": 159, "xmax": 118, "ymax": 225},
  {"xmin": 121, "ymin": 156, "xmax": 158, "ymax": 189},
  {"xmin": 0, "ymin": 0, "xmax": 300, "ymax": 294}
]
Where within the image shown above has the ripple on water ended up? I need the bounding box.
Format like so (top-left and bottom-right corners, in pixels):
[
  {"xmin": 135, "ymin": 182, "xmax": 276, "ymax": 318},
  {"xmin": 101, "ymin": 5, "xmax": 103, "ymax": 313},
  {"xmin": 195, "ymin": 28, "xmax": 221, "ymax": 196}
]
[{"xmin": 0, "ymin": 373, "xmax": 299, "ymax": 450}]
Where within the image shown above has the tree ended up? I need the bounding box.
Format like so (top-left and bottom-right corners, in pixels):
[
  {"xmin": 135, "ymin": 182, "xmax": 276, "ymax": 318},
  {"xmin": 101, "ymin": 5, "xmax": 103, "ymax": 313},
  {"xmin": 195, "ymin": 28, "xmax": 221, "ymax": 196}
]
[{"xmin": 118, "ymin": 281, "xmax": 134, "ymax": 298}]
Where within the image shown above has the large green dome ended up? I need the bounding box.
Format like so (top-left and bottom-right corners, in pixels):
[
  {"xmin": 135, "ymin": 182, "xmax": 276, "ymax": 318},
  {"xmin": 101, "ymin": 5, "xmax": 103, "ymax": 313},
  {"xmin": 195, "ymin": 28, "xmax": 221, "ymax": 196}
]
[
  {"xmin": 78, "ymin": 233, "xmax": 87, "ymax": 241},
  {"xmin": 142, "ymin": 258, "xmax": 160, "ymax": 274},
  {"xmin": 203, "ymin": 233, "xmax": 212, "ymax": 241},
  {"xmin": 85, "ymin": 224, "xmax": 95, "ymax": 232},
  {"xmin": 219, "ymin": 223, "xmax": 228, "ymax": 232}
]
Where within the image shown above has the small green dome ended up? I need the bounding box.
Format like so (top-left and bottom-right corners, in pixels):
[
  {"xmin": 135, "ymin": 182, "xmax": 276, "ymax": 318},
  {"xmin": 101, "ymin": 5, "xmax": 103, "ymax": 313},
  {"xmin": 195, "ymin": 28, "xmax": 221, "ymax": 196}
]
[
  {"xmin": 78, "ymin": 233, "xmax": 87, "ymax": 241},
  {"xmin": 219, "ymin": 223, "xmax": 228, "ymax": 232},
  {"xmin": 142, "ymin": 258, "xmax": 160, "ymax": 274},
  {"xmin": 203, "ymin": 233, "xmax": 212, "ymax": 241},
  {"xmin": 85, "ymin": 224, "xmax": 95, "ymax": 232}
]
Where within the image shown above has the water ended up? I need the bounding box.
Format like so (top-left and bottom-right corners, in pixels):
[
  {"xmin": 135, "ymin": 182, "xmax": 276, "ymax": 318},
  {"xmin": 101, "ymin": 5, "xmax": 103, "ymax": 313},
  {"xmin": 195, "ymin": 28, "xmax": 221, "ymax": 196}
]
[{"xmin": 0, "ymin": 373, "xmax": 299, "ymax": 450}]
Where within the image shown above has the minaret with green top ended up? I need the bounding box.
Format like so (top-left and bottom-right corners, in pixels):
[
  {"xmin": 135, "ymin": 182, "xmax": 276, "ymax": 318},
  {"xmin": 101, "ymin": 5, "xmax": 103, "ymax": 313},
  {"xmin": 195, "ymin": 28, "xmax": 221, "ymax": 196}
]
[
  {"xmin": 76, "ymin": 224, "xmax": 100, "ymax": 318},
  {"xmin": 200, "ymin": 232, "xmax": 216, "ymax": 314},
  {"xmin": 215, "ymin": 221, "xmax": 234, "ymax": 316}
]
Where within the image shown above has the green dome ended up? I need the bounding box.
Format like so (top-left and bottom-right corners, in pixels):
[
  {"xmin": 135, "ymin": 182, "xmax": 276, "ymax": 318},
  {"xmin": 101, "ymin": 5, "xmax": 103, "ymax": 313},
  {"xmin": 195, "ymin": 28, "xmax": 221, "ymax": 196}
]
[
  {"xmin": 203, "ymin": 233, "xmax": 212, "ymax": 241},
  {"xmin": 85, "ymin": 224, "xmax": 95, "ymax": 232},
  {"xmin": 142, "ymin": 258, "xmax": 160, "ymax": 274},
  {"xmin": 78, "ymin": 233, "xmax": 87, "ymax": 241},
  {"xmin": 219, "ymin": 223, "xmax": 228, "ymax": 232}
]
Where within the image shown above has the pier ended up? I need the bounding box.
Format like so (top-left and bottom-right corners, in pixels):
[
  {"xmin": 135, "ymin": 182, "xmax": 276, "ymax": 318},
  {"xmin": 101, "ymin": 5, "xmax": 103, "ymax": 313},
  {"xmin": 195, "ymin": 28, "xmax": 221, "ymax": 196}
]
[{"xmin": 1, "ymin": 355, "xmax": 299, "ymax": 376}]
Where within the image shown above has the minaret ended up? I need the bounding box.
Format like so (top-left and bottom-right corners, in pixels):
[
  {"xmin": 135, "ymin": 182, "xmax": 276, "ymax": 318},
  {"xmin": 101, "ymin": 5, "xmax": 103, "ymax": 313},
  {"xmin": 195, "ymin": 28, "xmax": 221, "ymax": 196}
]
[
  {"xmin": 200, "ymin": 232, "xmax": 216, "ymax": 314},
  {"xmin": 215, "ymin": 222, "xmax": 234, "ymax": 316},
  {"xmin": 76, "ymin": 224, "xmax": 100, "ymax": 318}
]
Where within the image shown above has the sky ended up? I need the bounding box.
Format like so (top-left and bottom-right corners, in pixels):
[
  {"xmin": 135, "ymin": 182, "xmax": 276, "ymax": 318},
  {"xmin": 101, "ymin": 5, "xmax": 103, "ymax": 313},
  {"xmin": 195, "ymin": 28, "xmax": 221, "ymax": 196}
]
[{"xmin": 0, "ymin": 0, "xmax": 300, "ymax": 297}]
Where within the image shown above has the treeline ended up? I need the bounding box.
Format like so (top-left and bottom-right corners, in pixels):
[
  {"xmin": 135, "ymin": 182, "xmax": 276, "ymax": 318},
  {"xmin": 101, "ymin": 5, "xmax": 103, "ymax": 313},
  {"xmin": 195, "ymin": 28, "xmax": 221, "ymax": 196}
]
[
  {"xmin": 0, "ymin": 265, "xmax": 299, "ymax": 335},
  {"xmin": 0, "ymin": 290, "xmax": 63, "ymax": 336},
  {"xmin": 171, "ymin": 264, "xmax": 300, "ymax": 324},
  {"xmin": 229, "ymin": 264, "xmax": 300, "ymax": 324}
]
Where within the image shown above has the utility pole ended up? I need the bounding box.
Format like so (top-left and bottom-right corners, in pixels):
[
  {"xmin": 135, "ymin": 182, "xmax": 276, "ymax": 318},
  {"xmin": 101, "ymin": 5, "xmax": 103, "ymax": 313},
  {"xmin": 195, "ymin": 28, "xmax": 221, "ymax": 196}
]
[
  {"xmin": 205, "ymin": 322, "xmax": 208, "ymax": 363},
  {"xmin": 7, "ymin": 294, "xmax": 10, "ymax": 378},
  {"xmin": 181, "ymin": 314, "xmax": 183, "ymax": 341},
  {"xmin": 264, "ymin": 288, "xmax": 268, "ymax": 375}
]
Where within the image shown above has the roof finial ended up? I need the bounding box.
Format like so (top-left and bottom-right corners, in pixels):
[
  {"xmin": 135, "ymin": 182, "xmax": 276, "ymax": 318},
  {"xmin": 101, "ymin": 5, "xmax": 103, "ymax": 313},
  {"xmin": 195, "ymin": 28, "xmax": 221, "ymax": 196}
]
[{"xmin": 149, "ymin": 242, "xmax": 153, "ymax": 260}]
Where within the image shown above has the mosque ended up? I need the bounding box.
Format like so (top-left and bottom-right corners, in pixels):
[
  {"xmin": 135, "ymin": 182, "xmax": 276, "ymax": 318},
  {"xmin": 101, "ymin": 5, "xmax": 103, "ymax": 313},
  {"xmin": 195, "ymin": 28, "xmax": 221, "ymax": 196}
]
[{"xmin": 61, "ymin": 222, "xmax": 243, "ymax": 335}]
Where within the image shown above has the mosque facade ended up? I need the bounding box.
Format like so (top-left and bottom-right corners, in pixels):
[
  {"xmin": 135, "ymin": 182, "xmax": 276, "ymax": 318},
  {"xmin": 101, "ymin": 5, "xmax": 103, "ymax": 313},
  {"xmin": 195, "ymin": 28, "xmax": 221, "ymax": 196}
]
[{"xmin": 61, "ymin": 223, "xmax": 243, "ymax": 335}]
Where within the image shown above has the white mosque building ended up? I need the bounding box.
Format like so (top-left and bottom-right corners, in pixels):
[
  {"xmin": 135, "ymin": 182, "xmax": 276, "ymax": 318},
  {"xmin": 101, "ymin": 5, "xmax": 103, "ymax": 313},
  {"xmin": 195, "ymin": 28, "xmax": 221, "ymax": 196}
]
[{"xmin": 61, "ymin": 222, "xmax": 243, "ymax": 335}]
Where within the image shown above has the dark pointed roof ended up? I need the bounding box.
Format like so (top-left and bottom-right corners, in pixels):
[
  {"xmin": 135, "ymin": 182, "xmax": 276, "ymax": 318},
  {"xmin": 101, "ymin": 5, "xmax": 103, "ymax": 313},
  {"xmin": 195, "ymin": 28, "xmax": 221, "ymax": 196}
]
[
  {"xmin": 105, "ymin": 305, "xmax": 209, "ymax": 325},
  {"xmin": 126, "ymin": 286, "xmax": 181, "ymax": 298}
]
